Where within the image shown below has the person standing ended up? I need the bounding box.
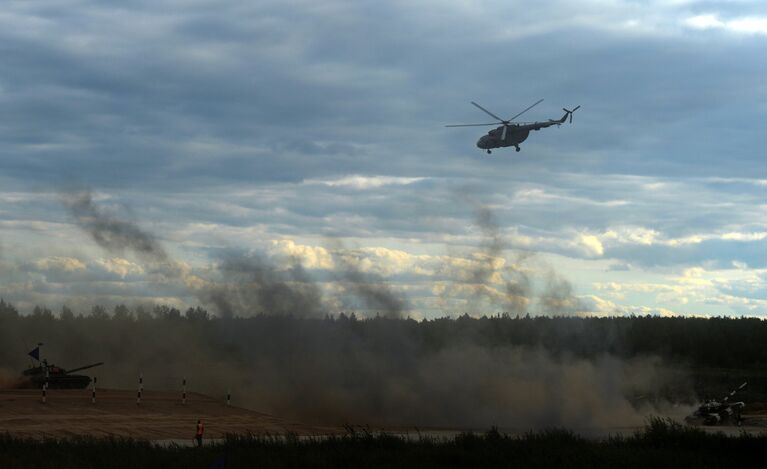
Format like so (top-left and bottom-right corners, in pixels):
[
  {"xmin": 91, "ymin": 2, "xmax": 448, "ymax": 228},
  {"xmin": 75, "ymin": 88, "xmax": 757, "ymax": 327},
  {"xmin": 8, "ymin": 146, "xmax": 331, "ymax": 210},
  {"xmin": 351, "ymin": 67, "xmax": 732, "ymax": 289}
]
[{"xmin": 195, "ymin": 419, "xmax": 204, "ymax": 447}]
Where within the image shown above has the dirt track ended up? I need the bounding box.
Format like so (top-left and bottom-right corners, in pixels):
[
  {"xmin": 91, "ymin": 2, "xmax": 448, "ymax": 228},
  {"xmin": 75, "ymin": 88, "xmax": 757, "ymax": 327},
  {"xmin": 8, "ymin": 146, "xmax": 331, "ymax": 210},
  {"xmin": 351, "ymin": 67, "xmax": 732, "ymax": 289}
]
[
  {"xmin": 3, "ymin": 388, "xmax": 766, "ymax": 441},
  {"xmin": 0, "ymin": 388, "xmax": 339, "ymax": 440}
]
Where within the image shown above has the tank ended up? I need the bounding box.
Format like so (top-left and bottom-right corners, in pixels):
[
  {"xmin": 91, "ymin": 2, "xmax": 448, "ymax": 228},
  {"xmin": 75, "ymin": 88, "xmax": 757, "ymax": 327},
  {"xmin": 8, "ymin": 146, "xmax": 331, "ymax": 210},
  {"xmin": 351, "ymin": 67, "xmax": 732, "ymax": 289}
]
[
  {"xmin": 19, "ymin": 360, "xmax": 104, "ymax": 389},
  {"xmin": 685, "ymin": 382, "xmax": 747, "ymax": 426}
]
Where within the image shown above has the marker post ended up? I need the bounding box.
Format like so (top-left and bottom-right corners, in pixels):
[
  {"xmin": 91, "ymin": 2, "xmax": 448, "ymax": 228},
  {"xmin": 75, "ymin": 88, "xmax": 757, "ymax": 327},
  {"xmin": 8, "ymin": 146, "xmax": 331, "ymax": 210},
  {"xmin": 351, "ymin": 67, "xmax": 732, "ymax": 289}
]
[
  {"xmin": 137, "ymin": 373, "xmax": 143, "ymax": 405},
  {"xmin": 91, "ymin": 377, "xmax": 97, "ymax": 404},
  {"xmin": 42, "ymin": 367, "xmax": 49, "ymax": 404}
]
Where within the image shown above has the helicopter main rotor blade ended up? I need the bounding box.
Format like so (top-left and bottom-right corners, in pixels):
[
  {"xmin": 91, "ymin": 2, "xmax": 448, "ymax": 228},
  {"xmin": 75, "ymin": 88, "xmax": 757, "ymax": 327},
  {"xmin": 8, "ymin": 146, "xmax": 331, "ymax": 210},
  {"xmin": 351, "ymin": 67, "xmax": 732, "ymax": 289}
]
[
  {"xmin": 470, "ymin": 102, "xmax": 505, "ymax": 122},
  {"xmin": 445, "ymin": 123, "xmax": 498, "ymax": 127},
  {"xmin": 501, "ymin": 124, "xmax": 508, "ymax": 141},
  {"xmin": 508, "ymin": 98, "xmax": 544, "ymax": 122}
]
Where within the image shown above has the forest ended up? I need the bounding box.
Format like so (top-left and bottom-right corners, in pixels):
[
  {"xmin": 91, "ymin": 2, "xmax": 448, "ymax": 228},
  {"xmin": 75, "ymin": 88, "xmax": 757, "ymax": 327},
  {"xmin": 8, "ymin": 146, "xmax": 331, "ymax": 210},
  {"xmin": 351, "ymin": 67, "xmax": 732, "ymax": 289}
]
[{"xmin": 2, "ymin": 299, "xmax": 765, "ymax": 369}]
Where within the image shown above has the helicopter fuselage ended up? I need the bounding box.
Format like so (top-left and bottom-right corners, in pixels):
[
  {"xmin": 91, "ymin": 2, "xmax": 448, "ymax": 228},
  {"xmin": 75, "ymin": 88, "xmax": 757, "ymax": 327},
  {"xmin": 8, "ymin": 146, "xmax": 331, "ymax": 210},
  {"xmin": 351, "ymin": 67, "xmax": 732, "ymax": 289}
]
[{"xmin": 477, "ymin": 125, "xmax": 530, "ymax": 150}]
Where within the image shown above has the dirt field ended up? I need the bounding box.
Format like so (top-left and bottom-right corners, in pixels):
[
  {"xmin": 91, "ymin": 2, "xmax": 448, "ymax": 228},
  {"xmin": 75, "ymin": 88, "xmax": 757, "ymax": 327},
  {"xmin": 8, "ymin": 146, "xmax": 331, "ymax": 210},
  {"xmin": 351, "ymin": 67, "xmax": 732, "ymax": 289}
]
[
  {"xmin": 0, "ymin": 388, "xmax": 339, "ymax": 440},
  {"xmin": 2, "ymin": 387, "xmax": 765, "ymax": 442}
]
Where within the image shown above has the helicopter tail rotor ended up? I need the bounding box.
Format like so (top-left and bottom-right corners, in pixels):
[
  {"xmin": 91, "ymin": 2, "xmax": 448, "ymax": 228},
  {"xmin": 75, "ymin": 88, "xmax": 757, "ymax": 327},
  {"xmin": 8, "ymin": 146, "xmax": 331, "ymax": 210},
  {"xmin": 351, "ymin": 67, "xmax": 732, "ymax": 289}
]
[{"xmin": 563, "ymin": 105, "xmax": 581, "ymax": 124}]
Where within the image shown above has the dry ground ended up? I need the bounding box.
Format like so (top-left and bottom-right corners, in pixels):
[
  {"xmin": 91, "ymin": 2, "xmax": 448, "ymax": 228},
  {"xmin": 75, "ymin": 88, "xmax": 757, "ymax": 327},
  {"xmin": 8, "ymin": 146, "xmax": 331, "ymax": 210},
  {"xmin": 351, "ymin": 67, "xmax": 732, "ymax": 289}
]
[
  {"xmin": 0, "ymin": 388, "xmax": 339, "ymax": 440},
  {"xmin": 2, "ymin": 388, "xmax": 765, "ymax": 441}
]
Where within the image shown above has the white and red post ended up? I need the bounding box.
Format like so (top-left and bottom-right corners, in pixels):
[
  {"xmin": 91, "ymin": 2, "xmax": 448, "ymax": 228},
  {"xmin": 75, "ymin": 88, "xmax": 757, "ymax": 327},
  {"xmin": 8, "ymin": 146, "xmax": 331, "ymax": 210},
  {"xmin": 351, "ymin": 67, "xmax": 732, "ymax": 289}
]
[
  {"xmin": 41, "ymin": 367, "xmax": 49, "ymax": 404},
  {"xmin": 136, "ymin": 373, "xmax": 143, "ymax": 405}
]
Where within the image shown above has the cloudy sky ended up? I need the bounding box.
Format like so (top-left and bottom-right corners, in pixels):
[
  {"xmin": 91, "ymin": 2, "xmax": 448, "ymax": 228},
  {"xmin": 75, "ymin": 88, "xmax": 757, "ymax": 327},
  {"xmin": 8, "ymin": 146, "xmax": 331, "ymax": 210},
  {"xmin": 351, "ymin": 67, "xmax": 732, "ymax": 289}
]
[{"xmin": 1, "ymin": 0, "xmax": 767, "ymax": 317}]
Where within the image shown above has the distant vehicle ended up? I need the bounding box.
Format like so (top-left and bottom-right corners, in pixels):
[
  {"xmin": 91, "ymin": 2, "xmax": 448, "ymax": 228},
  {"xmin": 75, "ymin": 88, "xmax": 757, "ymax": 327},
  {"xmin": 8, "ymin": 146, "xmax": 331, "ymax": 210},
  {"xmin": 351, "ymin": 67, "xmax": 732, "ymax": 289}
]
[
  {"xmin": 19, "ymin": 345, "xmax": 103, "ymax": 389},
  {"xmin": 446, "ymin": 99, "xmax": 580, "ymax": 153},
  {"xmin": 19, "ymin": 359, "xmax": 104, "ymax": 389},
  {"xmin": 686, "ymin": 382, "xmax": 747, "ymax": 426}
]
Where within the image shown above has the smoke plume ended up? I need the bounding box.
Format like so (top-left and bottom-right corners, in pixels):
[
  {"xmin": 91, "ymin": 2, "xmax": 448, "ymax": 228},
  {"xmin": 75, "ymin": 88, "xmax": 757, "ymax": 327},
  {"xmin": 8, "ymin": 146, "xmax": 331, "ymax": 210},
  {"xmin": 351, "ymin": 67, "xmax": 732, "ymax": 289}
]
[
  {"xmin": 331, "ymin": 244, "xmax": 406, "ymax": 318},
  {"xmin": 199, "ymin": 253, "xmax": 325, "ymax": 318},
  {"xmin": 63, "ymin": 191, "xmax": 170, "ymax": 263},
  {"xmin": 455, "ymin": 200, "xmax": 582, "ymax": 315},
  {"xmin": 62, "ymin": 190, "xmax": 325, "ymax": 318},
  {"xmin": 469, "ymin": 206, "xmax": 532, "ymax": 314}
]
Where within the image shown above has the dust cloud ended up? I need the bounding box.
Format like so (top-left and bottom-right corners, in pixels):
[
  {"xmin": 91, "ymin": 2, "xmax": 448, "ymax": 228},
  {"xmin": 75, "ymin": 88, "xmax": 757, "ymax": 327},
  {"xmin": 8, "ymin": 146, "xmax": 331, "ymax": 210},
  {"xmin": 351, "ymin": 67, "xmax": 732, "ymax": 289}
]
[{"xmin": 0, "ymin": 314, "xmax": 675, "ymax": 430}]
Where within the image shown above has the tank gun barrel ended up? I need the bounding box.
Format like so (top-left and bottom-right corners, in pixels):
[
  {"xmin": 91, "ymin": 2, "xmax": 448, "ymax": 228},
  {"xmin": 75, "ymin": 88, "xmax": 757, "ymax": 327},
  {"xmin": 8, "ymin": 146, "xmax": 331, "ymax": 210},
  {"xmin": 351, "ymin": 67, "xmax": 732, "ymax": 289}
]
[
  {"xmin": 723, "ymin": 381, "xmax": 748, "ymax": 402},
  {"xmin": 65, "ymin": 362, "xmax": 104, "ymax": 375}
]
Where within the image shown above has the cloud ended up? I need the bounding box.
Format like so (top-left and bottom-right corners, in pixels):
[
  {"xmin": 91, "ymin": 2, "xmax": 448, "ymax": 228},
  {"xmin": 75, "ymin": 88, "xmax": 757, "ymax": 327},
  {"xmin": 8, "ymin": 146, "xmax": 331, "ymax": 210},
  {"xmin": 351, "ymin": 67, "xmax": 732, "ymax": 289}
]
[
  {"xmin": 1, "ymin": 1, "xmax": 767, "ymax": 317},
  {"xmin": 33, "ymin": 256, "xmax": 87, "ymax": 273},
  {"xmin": 684, "ymin": 14, "xmax": 767, "ymax": 34},
  {"xmin": 577, "ymin": 294, "xmax": 682, "ymax": 318},
  {"xmin": 684, "ymin": 14, "xmax": 725, "ymax": 30},
  {"xmin": 93, "ymin": 258, "xmax": 146, "ymax": 278},
  {"xmin": 269, "ymin": 239, "xmax": 335, "ymax": 270},
  {"xmin": 577, "ymin": 234, "xmax": 604, "ymax": 257},
  {"xmin": 307, "ymin": 175, "xmax": 428, "ymax": 190}
]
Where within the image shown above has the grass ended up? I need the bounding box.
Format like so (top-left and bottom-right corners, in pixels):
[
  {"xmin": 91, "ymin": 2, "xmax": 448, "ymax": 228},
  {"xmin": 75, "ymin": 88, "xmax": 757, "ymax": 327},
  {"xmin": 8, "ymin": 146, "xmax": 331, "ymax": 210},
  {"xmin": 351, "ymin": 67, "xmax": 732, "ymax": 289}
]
[{"xmin": 0, "ymin": 418, "xmax": 764, "ymax": 468}]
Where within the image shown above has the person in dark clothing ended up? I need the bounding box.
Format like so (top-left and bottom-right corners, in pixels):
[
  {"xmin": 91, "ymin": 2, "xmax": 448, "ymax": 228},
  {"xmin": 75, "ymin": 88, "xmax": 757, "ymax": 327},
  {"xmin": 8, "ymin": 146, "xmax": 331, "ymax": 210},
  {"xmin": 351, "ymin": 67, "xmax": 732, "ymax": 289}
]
[{"xmin": 195, "ymin": 419, "xmax": 204, "ymax": 447}]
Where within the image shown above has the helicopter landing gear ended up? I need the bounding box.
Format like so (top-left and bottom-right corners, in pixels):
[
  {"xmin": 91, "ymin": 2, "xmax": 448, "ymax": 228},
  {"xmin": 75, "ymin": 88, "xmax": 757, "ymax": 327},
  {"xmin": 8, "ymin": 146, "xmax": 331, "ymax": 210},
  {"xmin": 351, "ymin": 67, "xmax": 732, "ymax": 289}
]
[
  {"xmin": 486, "ymin": 149, "xmax": 492, "ymax": 154},
  {"xmin": 514, "ymin": 146, "xmax": 520, "ymax": 152}
]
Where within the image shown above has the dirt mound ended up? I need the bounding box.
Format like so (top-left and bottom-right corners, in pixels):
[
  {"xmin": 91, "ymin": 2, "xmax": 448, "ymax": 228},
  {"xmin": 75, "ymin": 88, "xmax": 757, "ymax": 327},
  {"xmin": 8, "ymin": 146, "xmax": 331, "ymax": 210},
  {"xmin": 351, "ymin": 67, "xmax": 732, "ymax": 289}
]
[{"xmin": 0, "ymin": 388, "xmax": 338, "ymax": 440}]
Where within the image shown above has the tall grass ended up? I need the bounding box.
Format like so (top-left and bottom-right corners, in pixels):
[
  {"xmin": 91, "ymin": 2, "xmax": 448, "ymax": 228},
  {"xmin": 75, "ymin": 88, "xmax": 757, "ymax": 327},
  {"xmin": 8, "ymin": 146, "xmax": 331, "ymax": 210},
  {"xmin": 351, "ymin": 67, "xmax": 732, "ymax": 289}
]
[{"xmin": 0, "ymin": 419, "xmax": 764, "ymax": 468}]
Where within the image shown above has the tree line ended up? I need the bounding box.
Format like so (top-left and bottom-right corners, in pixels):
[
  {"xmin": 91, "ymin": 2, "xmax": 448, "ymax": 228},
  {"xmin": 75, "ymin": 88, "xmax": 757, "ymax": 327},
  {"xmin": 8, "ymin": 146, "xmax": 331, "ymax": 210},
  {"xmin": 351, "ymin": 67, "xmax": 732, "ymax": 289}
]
[{"xmin": 1, "ymin": 298, "xmax": 765, "ymax": 370}]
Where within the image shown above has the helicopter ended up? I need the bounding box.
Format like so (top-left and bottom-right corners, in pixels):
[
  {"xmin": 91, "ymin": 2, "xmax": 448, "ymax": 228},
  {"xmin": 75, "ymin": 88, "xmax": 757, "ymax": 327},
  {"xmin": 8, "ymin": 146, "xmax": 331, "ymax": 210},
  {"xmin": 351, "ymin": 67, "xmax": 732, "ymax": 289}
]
[
  {"xmin": 446, "ymin": 99, "xmax": 580, "ymax": 153},
  {"xmin": 685, "ymin": 381, "xmax": 748, "ymax": 426}
]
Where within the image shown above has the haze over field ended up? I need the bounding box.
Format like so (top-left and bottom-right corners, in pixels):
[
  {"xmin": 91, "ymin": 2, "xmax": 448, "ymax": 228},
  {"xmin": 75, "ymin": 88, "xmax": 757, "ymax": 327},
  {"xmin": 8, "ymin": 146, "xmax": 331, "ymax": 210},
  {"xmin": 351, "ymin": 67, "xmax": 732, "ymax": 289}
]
[
  {"xmin": 1, "ymin": 311, "xmax": 697, "ymax": 429},
  {"xmin": 2, "ymin": 1, "xmax": 767, "ymax": 317}
]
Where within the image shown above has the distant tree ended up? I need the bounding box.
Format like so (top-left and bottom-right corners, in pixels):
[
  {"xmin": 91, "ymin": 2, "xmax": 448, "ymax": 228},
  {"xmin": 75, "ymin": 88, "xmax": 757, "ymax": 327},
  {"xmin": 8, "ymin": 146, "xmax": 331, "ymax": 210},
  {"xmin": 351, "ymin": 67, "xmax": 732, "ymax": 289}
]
[
  {"xmin": 0, "ymin": 298, "xmax": 19, "ymax": 319},
  {"xmin": 32, "ymin": 305, "xmax": 54, "ymax": 319},
  {"xmin": 60, "ymin": 305, "xmax": 74, "ymax": 321},
  {"xmin": 134, "ymin": 305, "xmax": 152, "ymax": 321},
  {"xmin": 113, "ymin": 304, "xmax": 133, "ymax": 321},
  {"xmin": 185, "ymin": 306, "xmax": 209, "ymax": 321},
  {"xmin": 90, "ymin": 305, "xmax": 109, "ymax": 320},
  {"xmin": 153, "ymin": 304, "xmax": 181, "ymax": 320}
]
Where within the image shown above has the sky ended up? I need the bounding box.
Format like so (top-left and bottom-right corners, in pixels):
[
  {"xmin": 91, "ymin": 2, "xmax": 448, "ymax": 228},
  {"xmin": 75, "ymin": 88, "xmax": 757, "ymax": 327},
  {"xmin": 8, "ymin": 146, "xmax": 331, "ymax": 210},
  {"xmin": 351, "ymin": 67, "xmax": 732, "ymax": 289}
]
[{"xmin": 1, "ymin": 0, "xmax": 767, "ymax": 317}]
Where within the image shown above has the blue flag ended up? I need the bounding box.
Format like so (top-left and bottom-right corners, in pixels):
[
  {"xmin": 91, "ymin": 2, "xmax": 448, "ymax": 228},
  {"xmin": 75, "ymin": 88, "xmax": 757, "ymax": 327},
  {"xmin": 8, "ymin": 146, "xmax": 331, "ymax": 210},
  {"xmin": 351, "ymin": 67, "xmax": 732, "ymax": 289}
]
[{"xmin": 28, "ymin": 346, "xmax": 40, "ymax": 361}]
